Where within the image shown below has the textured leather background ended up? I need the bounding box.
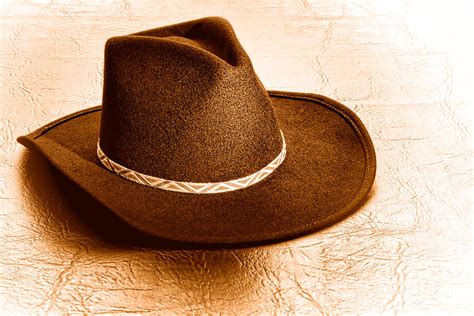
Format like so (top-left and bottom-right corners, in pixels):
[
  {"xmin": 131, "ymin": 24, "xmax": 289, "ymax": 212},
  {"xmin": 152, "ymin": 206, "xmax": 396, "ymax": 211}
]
[{"xmin": 1, "ymin": 1, "xmax": 472, "ymax": 314}]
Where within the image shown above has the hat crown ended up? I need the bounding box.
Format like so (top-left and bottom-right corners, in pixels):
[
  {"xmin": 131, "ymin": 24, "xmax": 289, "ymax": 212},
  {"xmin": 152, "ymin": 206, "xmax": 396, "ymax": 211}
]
[{"xmin": 99, "ymin": 17, "xmax": 283, "ymax": 182}]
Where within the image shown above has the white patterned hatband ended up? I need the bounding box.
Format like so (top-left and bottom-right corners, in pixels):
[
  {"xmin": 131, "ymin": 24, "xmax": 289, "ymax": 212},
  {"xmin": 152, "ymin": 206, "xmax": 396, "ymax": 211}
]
[{"xmin": 96, "ymin": 132, "xmax": 286, "ymax": 194}]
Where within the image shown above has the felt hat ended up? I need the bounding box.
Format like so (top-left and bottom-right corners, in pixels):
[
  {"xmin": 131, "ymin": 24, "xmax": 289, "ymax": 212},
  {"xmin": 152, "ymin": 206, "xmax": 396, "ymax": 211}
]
[{"xmin": 18, "ymin": 17, "xmax": 376, "ymax": 245}]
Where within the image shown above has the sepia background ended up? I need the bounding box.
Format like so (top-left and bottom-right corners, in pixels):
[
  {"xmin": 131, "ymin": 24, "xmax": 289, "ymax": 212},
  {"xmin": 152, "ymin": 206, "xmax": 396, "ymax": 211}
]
[{"xmin": 1, "ymin": 0, "xmax": 472, "ymax": 314}]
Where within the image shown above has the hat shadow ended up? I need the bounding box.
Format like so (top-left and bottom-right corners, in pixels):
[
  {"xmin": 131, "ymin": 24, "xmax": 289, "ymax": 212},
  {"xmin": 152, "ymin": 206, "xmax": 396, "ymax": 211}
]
[{"xmin": 18, "ymin": 149, "xmax": 297, "ymax": 250}]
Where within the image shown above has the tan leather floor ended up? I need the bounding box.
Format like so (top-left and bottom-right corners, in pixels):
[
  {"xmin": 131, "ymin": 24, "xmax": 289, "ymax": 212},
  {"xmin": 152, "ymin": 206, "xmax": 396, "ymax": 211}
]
[{"xmin": 1, "ymin": 1, "xmax": 472, "ymax": 313}]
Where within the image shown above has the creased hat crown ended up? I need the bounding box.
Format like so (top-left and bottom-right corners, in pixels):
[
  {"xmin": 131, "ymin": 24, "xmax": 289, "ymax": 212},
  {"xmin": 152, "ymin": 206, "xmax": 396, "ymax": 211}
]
[{"xmin": 99, "ymin": 17, "xmax": 283, "ymax": 182}]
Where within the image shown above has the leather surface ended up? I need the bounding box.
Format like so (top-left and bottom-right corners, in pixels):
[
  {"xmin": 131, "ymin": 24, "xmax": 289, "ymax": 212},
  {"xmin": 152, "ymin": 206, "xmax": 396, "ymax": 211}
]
[{"xmin": 1, "ymin": 1, "xmax": 472, "ymax": 314}]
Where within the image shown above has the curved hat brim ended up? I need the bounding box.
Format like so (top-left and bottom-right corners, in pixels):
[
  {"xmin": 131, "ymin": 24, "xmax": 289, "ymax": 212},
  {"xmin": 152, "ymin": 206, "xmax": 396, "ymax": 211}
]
[{"xmin": 17, "ymin": 91, "xmax": 376, "ymax": 245}]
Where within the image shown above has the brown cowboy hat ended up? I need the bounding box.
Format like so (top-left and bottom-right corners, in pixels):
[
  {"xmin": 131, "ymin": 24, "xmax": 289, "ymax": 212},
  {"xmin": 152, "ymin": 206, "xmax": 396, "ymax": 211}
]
[{"xmin": 18, "ymin": 17, "xmax": 376, "ymax": 245}]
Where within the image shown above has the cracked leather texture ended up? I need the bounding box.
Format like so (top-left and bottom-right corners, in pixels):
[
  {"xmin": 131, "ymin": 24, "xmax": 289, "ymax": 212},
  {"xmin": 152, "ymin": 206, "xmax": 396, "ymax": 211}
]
[{"xmin": 1, "ymin": 1, "xmax": 472, "ymax": 314}]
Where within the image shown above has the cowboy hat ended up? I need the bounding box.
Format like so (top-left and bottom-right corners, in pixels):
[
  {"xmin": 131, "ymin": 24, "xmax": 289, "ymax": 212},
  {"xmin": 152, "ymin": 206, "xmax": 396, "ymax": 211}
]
[{"xmin": 18, "ymin": 17, "xmax": 376, "ymax": 245}]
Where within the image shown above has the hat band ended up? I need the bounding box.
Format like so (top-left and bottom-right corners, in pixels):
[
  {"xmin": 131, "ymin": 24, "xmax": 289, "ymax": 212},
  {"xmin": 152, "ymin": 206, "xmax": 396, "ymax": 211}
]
[{"xmin": 96, "ymin": 132, "xmax": 286, "ymax": 194}]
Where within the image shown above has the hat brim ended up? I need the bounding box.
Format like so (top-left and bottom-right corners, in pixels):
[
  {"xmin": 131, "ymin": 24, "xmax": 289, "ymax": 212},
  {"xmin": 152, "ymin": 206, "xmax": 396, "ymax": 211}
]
[{"xmin": 17, "ymin": 91, "xmax": 376, "ymax": 245}]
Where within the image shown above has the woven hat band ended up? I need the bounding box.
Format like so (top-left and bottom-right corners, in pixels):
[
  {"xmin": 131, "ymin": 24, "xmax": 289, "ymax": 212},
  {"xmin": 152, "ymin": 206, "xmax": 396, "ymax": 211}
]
[{"xmin": 97, "ymin": 132, "xmax": 286, "ymax": 194}]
